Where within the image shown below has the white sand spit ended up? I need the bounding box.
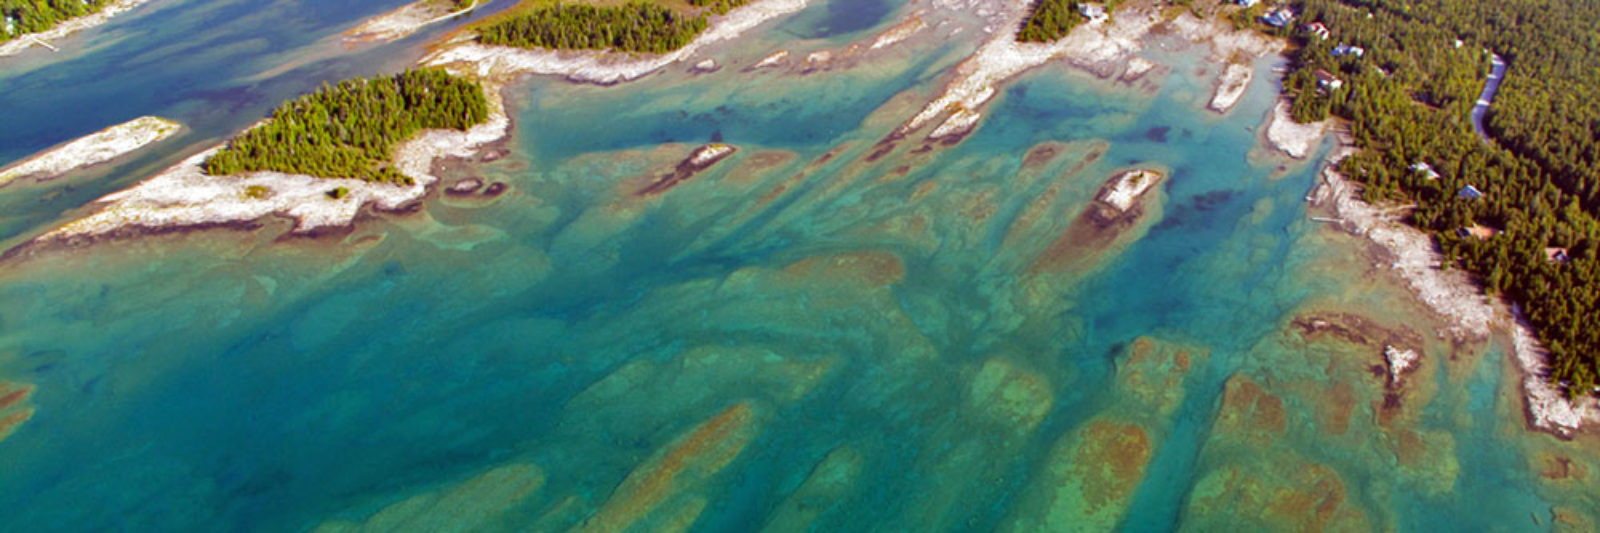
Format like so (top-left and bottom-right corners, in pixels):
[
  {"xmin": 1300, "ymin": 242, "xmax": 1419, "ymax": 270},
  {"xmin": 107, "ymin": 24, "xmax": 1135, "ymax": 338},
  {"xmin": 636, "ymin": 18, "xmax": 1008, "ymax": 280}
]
[
  {"xmin": 0, "ymin": 0, "xmax": 154, "ymax": 58},
  {"xmin": 870, "ymin": 13, "xmax": 927, "ymax": 50},
  {"xmin": 0, "ymin": 116, "xmax": 181, "ymax": 186},
  {"xmin": 903, "ymin": 2, "xmax": 1161, "ymax": 140},
  {"xmin": 344, "ymin": 0, "xmax": 484, "ymax": 44},
  {"xmin": 421, "ymin": 0, "xmax": 808, "ymax": 84},
  {"xmin": 1264, "ymin": 101, "xmax": 1328, "ymax": 158},
  {"xmin": 1209, "ymin": 63, "xmax": 1252, "ymax": 113},
  {"xmin": 1099, "ymin": 169, "xmax": 1163, "ymax": 212}
]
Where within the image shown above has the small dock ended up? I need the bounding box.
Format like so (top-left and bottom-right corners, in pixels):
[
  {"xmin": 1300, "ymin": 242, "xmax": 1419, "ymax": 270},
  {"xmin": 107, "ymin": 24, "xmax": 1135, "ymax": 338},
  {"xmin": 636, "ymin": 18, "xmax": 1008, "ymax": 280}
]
[{"xmin": 27, "ymin": 35, "xmax": 58, "ymax": 52}]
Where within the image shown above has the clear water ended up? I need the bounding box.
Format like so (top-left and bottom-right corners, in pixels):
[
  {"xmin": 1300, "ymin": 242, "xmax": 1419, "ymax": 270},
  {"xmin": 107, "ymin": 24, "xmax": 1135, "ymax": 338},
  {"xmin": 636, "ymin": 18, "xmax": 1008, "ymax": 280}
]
[{"xmin": 0, "ymin": 2, "xmax": 1596, "ymax": 532}]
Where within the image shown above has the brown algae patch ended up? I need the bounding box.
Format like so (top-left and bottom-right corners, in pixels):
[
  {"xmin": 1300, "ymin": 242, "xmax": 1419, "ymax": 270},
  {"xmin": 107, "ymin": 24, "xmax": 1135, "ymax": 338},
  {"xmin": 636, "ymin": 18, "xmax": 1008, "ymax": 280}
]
[
  {"xmin": 313, "ymin": 463, "xmax": 545, "ymax": 533},
  {"xmin": 0, "ymin": 381, "xmax": 35, "ymax": 444},
  {"xmin": 780, "ymin": 251, "xmax": 905, "ymax": 289},
  {"xmin": 1115, "ymin": 337, "xmax": 1209, "ymax": 419},
  {"xmin": 760, "ymin": 446, "xmax": 864, "ymax": 533},
  {"xmin": 1214, "ymin": 374, "xmax": 1287, "ymax": 444},
  {"xmin": 966, "ymin": 358, "xmax": 1054, "ymax": 434},
  {"xmin": 580, "ymin": 402, "xmax": 760, "ymax": 533},
  {"xmin": 1002, "ymin": 419, "xmax": 1152, "ymax": 532},
  {"xmin": 1182, "ymin": 453, "xmax": 1371, "ymax": 532}
]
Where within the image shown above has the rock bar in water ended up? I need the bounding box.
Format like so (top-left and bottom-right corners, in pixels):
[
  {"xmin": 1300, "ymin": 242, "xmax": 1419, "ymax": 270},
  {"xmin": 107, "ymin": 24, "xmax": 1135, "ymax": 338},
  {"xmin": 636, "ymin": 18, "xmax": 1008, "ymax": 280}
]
[{"xmin": 0, "ymin": 116, "xmax": 181, "ymax": 187}]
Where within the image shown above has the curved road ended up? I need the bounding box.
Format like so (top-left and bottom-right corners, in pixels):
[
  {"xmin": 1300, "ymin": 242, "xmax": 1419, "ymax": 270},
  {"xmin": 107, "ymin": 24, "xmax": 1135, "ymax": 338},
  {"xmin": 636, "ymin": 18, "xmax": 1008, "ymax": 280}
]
[{"xmin": 1471, "ymin": 53, "xmax": 1507, "ymax": 143}]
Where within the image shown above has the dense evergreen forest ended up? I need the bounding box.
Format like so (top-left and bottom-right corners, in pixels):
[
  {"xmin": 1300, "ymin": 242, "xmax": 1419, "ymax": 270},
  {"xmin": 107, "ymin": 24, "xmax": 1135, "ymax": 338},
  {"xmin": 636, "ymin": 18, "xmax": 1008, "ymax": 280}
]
[
  {"xmin": 1017, "ymin": 0, "xmax": 1080, "ymax": 42},
  {"xmin": 203, "ymin": 69, "xmax": 489, "ymax": 185},
  {"xmin": 0, "ymin": 0, "xmax": 112, "ymax": 41},
  {"xmin": 686, "ymin": 0, "xmax": 750, "ymax": 15},
  {"xmin": 477, "ymin": 2, "xmax": 717, "ymax": 53},
  {"xmin": 1272, "ymin": 0, "xmax": 1600, "ymax": 392}
]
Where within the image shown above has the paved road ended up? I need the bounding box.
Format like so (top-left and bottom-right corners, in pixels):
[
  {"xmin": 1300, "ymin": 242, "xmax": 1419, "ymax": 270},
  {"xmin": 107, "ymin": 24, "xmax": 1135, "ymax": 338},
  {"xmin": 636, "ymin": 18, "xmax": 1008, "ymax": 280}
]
[{"xmin": 1471, "ymin": 53, "xmax": 1507, "ymax": 143}]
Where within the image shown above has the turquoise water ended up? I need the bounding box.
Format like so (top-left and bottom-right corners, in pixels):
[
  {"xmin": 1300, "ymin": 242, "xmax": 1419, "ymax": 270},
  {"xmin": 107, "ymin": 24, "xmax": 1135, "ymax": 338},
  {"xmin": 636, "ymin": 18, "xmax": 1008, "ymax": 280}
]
[{"xmin": 2, "ymin": 2, "xmax": 1598, "ymax": 531}]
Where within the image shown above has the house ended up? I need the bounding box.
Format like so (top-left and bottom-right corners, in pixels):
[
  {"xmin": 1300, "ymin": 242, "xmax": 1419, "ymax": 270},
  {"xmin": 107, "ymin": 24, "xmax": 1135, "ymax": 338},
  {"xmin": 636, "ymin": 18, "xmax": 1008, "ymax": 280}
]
[
  {"xmin": 1077, "ymin": 3, "xmax": 1108, "ymax": 24},
  {"xmin": 1262, "ymin": 7, "xmax": 1295, "ymax": 28},
  {"xmin": 1409, "ymin": 162, "xmax": 1440, "ymax": 180},
  {"xmin": 1457, "ymin": 185, "xmax": 1484, "ymax": 200},
  {"xmin": 1304, "ymin": 22, "xmax": 1330, "ymax": 40},
  {"xmin": 1546, "ymin": 247, "xmax": 1571, "ymax": 263},
  {"xmin": 1332, "ymin": 43, "xmax": 1365, "ymax": 58},
  {"xmin": 1235, "ymin": 0, "xmax": 1261, "ymax": 7},
  {"xmin": 1314, "ymin": 69, "xmax": 1343, "ymax": 90},
  {"xmin": 1458, "ymin": 224, "xmax": 1500, "ymax": 240}
]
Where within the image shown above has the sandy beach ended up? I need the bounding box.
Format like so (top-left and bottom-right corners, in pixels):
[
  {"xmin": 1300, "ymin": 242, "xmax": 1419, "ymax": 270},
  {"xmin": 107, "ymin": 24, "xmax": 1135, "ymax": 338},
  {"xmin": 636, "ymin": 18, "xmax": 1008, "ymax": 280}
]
[
  {"xmin": 0, "ymin": 0, "xmax": 155, "ymax": 58},
  {"xmin": 0, "ymin": 116, "xmax": 181, "ymax": 187}
]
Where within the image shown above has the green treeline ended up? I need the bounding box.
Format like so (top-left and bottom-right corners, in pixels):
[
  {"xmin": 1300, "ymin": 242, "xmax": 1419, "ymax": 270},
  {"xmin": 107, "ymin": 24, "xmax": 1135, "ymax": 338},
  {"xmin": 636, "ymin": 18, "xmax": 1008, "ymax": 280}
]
[
  {"xmin": 686, "ymin": 0, "xmax": 750, "ymax": 15},
  {"xmin": 477, "ymin": 2, "xmax": 708, "ymax": 54},
  {"xmin": 1017, "ymin": 0, "xmax": 1080, "ymax": 43},
  {"xmin": 202, "ymin": 69, "xmax": 489, "ymax": 185},
  {"xmin": 0, "ymin": 0, "xmax": 112, "ymax": 41},
  {"xmin": 1279, "ymin": 0, "xmax": 1600, "ymax": 391}
]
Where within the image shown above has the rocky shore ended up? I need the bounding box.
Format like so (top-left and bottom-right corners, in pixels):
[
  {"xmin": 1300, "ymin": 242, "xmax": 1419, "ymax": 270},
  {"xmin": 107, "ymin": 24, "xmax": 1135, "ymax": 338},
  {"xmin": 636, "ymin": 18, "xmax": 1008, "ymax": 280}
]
[
  {"xmin": 31, "ymin": 0, "xmax": 812, "ymax": 243},
  {"xmin": 1306, "ymin": 130, "xmax": 1599, "ymax": 436},
  {"xmin": 0, "ymin": 116, "xmax": 181, "ymax": 187},
  {"xmin": 41, "ymin": 85, "xmax": 510, "ymax": 240},
  {"xmin": 420, "ymin": 0, "xmax": 809, "ymax": 84},
  {"xmin": 344, "ymin": 0, "xmax": 486, "ymax": 45},
  {"xmin": 900, "ymin": 3, "xmax": 1283, "ymax": 143},
  {"xmin": 0, "ymin": 0, "xmax": 154, "ymax": 58}
]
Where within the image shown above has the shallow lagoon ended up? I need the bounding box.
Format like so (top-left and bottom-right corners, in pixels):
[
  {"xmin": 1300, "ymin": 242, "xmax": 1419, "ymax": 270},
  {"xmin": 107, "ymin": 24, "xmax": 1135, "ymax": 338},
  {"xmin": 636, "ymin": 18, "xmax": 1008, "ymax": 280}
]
[{"xmin": 1, "ymin": 1, "xmax": 1598, "ymax": 531}]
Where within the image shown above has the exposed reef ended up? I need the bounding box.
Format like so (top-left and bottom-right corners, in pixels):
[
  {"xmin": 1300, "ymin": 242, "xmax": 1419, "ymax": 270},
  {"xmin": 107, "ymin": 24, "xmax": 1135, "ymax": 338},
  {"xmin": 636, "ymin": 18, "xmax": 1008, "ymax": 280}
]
[
  {"xmin": 0, "ymin": 116, "xmax": 181, "ymax": 187},
  {"xmin": 638, "ymin": 143, "xmax": 738, "ymax": 196},
  {"xmin": 343, "ymin": 0, "xmax": 487, "ymax": 45}
]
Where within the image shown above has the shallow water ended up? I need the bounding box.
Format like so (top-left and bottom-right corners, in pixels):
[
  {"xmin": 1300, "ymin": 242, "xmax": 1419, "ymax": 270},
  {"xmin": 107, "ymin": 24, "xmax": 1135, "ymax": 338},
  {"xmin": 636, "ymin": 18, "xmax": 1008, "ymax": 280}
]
[{"xmin": 1, "ymin": 2, "xmax": 1598, "ymax": 531}]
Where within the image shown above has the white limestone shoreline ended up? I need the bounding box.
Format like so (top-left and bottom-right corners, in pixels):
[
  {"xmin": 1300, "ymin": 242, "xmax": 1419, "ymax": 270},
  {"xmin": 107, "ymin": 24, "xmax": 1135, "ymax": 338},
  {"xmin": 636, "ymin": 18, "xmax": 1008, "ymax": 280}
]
[
  {"xmin": 344, "ymin": 0, "xmax": 486, "ymax": 45},
  {"xmin": 1308, "ymin": 132, "xmax": 1599, "ymax": 436},
  {"xmin": 35, "ymin": 0, "xmax": 808, "ymax": 241},
  {"xmin": 900, "ymin": 5, "xmax": 1282, "ymax": 143},
  {"xmin": 1099, "ymin": 169, "xmax": 1163, "ymax": 212},
  {"xmin": 41, "ymin": 84, "xmax": 511, "ymax": 240},
  {"xmin": 420, "ymin": 0, "xmax": 809, "ymax": 85},
  {"xmin": 0, "ymin": 0, "xmax": 155, "ymax": 58},
  {"xmin": 1263, "ymin": 100, "xmax": 1328, "ymax": 159},
  {"xmin": 901, "ymin": 3, "xmax": 1161, "ymax": 141},
  {"xmin": 0, "ymin": 116, "xmax": 181, "ymax": 187},
  {"xmin": 1209, "ymin": 63, "xmax": 1251, "ymax": 113}
]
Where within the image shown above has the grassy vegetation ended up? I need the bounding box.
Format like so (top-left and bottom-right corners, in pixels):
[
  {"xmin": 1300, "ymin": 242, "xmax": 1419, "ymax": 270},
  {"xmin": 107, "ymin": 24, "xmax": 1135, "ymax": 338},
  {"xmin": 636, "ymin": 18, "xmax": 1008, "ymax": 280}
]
[
  {"xmin": 1, "ymin": 0, "xmax": 113, "ymax": 41},
  {"xmin": 203, "ymin": 69, "xmax": 489, "ymax": 185},
  {"xmin": 1276, "ymin": 0, "xmax": 1600, "ymax": 392}
]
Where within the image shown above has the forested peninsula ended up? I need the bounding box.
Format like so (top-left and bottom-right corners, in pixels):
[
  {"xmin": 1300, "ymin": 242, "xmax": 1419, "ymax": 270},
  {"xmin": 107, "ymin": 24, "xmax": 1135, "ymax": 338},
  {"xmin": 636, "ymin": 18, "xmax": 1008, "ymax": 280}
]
[
  {"xmin": 203, "ymin": 69, "xmax": 489, "ymax": 185},
  {"xmin": 1246, "ymin": 0, "xmax": 1600, "ymax": 393},
  {"xmin": 474, "ymin": 0, "xmax": 751, "ymax": 53},
  {"xmin": 0, "ymin": 0, "xmax": 113, "ymax": 41}
]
